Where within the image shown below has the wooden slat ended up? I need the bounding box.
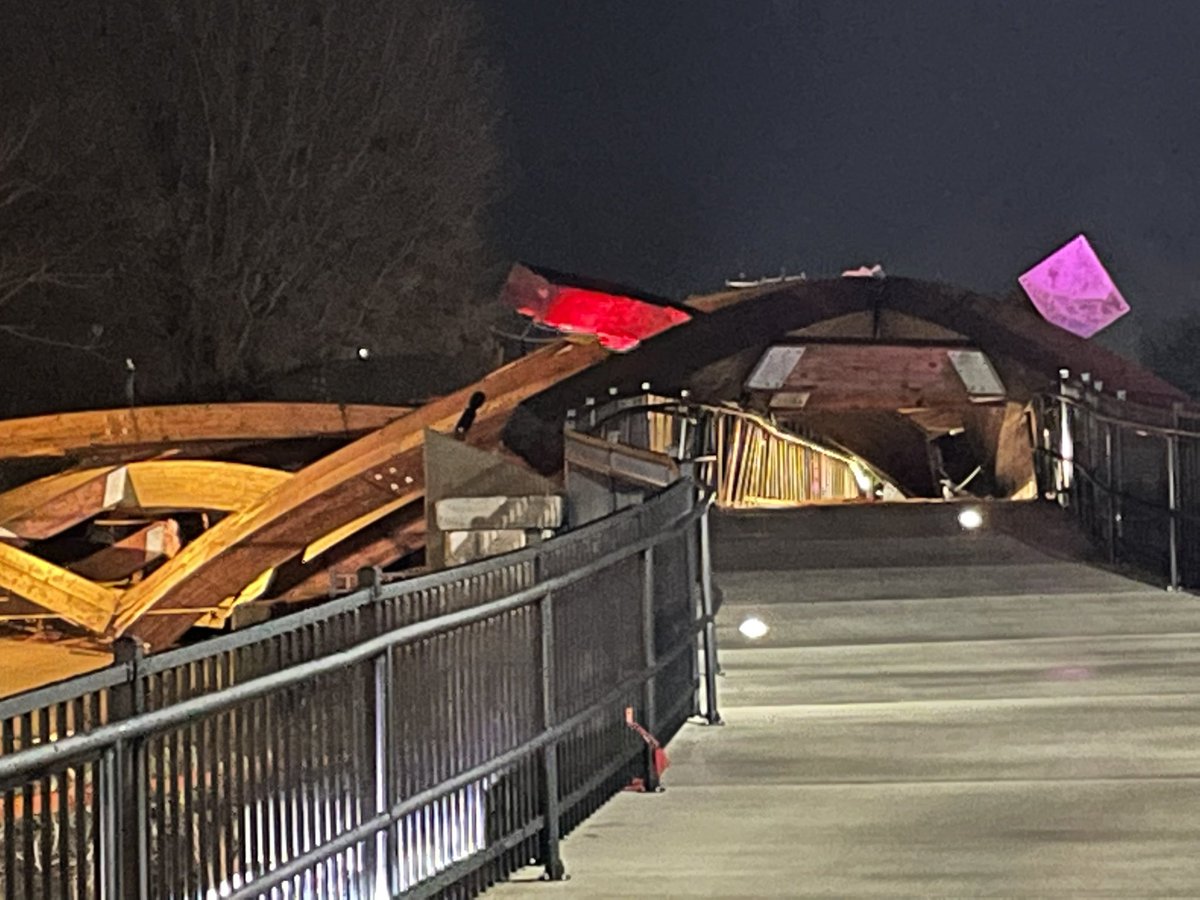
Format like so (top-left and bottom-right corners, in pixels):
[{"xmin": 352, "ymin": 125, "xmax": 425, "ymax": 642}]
[
  {"xmin": 113, "ymin": 341, "xmax": 607, "ymax": 648},
  {"xmin": 0, "ymin": 542, "xmax": 118, "ymax": 633},
  {"xmin": 0, "ymin": 402, "xmax": 413, "ymax": 460},
  {"xmin": 68, "ymin": 520, "xmax": 182, "ymax": 583}
]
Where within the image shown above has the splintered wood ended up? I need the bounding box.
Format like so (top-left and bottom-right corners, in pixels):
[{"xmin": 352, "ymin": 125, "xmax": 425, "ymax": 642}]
[{"xmin": 0, "ymin": 343, "xmax": 605, "ymax": 652}]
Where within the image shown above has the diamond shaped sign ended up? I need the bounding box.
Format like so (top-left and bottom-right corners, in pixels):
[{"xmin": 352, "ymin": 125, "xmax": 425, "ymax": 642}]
[{"xmin": 1018, "ymin": 234, "xmax": 1129, "ymax": 339}]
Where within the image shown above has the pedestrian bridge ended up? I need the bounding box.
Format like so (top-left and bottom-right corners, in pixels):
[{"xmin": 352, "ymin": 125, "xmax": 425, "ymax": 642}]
[
  {"xmin": 1, "ymin": 374, "xmax": 1198, "ymax": 898},
  {"xmin": 497, "ymin": 502, "xmax": 1200, "ymax": 897}
]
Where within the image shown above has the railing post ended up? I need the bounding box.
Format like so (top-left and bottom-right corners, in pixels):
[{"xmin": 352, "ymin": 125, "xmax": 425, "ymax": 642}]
[
  {"xmin": 1168, "ymin": 403, "xmax": 1182, "ymax": 591},
  {"xmin": 1057, "ymin": 369, "xmax": 1071, "ymax": 508},
  {"xmin": 639, "ymin": 547, "xmax": 660, "ymax": 791},
  {"xmin": 537, "ymin": 591, "xmax": 566, "ymax": 881},
  {"xmin": 373, "ymin": 646, "xmax": 396, "ymax": 897},
  {"xmin": 108, "ymin": 637, "xmax": 148, "ymax": 900},
  {"xmin": 682, "ymin": 496, "xmax": 702, "ymax": 717},
  {"xmin": 1104, "ymin": 421, "xmax": 1116, "ymax": 564},
  {"xmin": 698, "ymin": 505, "xmax": 723, "ymax": 726}
]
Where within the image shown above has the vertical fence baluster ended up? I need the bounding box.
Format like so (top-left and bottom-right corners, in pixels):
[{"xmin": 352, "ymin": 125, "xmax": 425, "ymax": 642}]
[
  {"xmin": 1168, "ymin": 403, "xmax": 1183, "ymax": 591},
  {"xmin": 699, "ymin": 505, "xmax": 723, "ymax": 726},
  {"xmin": 639, "ymin": 547, "xmax": 660, "ymax": 791},
  {"xmin": 537, "ymin": 591, "xmax": 565, "ymax": 881}
]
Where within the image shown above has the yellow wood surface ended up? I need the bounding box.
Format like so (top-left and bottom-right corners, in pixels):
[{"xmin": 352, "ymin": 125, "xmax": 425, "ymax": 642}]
[
  {"xmin": 125, "ymin": 460, "xmax": 290, "ymax": 510},
  {"xmin": 112, "ymin": 341, "xmax": 607, "ymax": 647},
  {"xmin": 0, "ymin": 402, "xmax": 413, "ymax": 459},
  {"xmin": 0, "ymin": 461, "xmax": 290, "ymax": 542},
  {"xmin": 0, "ymin": 542, "xmax": 119, "ymax": 633}
]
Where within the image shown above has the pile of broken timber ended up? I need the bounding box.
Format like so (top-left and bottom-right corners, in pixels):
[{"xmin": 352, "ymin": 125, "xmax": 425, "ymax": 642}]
[{"xmin": 0, "ymin": 340, "xmax": 606, "ymax": 653}]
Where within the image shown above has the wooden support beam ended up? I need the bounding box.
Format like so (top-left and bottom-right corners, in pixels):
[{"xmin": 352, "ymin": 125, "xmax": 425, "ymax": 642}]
[
  {"xmin": 0, "ymin": 468, "xmax": 128, "ymax": 541},
  {"xmin": 272, "ymin": 511, "xmax": 427, "ymax": 603},
  {"xmin": 123, "ymin": 461, "xmax": 290, "ymax": 511},
  {"xmin": 0, "ymin": 461, "xmax": 289, "ymax": 541},
  {"xmin": 68, "ymin": 520, "xmax": 182, "ymax": 583},
  {"xmin": 112, "ymin": 341, "xmax": 606, "ymax": 649},
  {"xmin": 0, "ymin": 542, "xmax": 118, "ymax": 633},
  {"xmin": 0, "ymin": 402, "xmax": 413, "ymax": 460}
]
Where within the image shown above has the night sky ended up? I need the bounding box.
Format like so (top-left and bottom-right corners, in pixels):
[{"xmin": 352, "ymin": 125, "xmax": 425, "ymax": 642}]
[{"xmin": 485, "ymin": 1, "xmax": 1200, "ymax": 353}]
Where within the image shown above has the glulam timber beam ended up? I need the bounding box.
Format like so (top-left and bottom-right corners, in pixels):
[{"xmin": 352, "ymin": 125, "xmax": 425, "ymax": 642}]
[
  {"xmin": 0, "ymin": 403, "xmax": 413, "ymax": 460},
  {"xmin": 68, "ymin": 520, "xmax": 182, "ymax": 583},
  {"xmin": 113, "ymin": 340, "xmax": 607, "ymax": 649},
  {"xmin": 0, "ymin": 462, "xmax": 290, "ymax": 541},
  {"xmin": 123, "ymin": 461, "xmax": 291, "ymax": 511},
  {"xmin": 0, "ymin": 468, "xmax": 127, "ymax": 541},
  {"xmin": 0, "ymin": 542, "xmax": 118, "ymax": 633},
  {"xmin": 272, "ymin": 510, "xmax": 427, "ymax": 602}
]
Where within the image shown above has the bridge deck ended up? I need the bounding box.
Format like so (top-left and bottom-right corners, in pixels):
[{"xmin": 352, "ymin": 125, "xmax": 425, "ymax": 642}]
[{"xmin": 495, "ymin": 502, "xmax": 1200, "ymax": 897}]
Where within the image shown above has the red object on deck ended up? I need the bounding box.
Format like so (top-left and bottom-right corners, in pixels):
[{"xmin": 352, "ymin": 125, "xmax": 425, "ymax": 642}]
[{"xmin": 623, "ymin": 706, "xmax": 670, "ymax": 791}]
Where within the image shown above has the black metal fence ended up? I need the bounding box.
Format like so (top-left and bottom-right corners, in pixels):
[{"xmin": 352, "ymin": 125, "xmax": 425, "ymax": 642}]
[
  {"xmin": 0, "ymin": 479, "xmax": 719, "ymax": 900},
  {"xmin": 1033, "ymin": 377, "xmax": 1200, "ymax": 591}
]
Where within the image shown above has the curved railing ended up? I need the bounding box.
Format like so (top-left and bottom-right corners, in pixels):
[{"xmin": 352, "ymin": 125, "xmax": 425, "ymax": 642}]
[
  {"xmin": 1033, "ymin": 378, "xmax": 1200, "ymax": 591},
  {"xmin": 575, "ymin": 395, "xmax": 867, "ymax": 507},
  {"xmin": 0, "ymin": 478, "xmax": 719, "ymax": 899}
]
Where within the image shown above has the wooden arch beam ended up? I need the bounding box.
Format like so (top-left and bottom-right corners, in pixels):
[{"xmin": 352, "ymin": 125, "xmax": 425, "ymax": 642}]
[
  {"xmin": 0, "ymin": 462, "xmax": 291, "ymax": 541},
  {"xmin": 0, "ymin": 402, "xmax": 413, "ymax": 460},
  {"xmin": 111, "ymin": 341, "xmax": 607, "ymax": 648},
  {"xmin": 0, "ymin": 542, "xmax": 118, "ymax": 633}
]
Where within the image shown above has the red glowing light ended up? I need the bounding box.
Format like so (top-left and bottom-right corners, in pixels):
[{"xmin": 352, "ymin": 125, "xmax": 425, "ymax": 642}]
[
  {"xmin": 502, "ymin": 264, "xmax": 691, "ymax": 351},
  {"xmin": 540, "ymin": 287, "xmax": 691, "ymax": 351}
]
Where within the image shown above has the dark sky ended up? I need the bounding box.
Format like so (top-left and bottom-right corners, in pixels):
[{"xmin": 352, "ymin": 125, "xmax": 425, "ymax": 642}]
[{"xmin": 484, "ymin": 0, "xmax": 1200, "ymax": 353}]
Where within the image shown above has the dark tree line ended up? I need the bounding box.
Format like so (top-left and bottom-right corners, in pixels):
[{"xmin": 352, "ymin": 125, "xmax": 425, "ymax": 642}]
[
  {"xmin": 0, "ymin": 0, "xmax": 504, "ymax": 407},
  {"xmin": 1143, "ymin": 314, "xmax": 1200, "ymax": 400}
]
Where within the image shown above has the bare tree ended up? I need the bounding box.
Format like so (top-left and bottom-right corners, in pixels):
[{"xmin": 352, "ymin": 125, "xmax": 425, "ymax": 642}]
[
  {"xmin": 0, "ymin": 110, "xmax": 108, "ymax": 351},
  {"xmin": 90, "ymin": 0, "xmax": 505, "ymax": 398}
]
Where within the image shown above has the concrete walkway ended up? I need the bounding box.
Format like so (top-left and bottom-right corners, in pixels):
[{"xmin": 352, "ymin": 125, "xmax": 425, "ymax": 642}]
[{"xmin": 495, "ymin": 502, "xmax": 1200, "ymax": 898}]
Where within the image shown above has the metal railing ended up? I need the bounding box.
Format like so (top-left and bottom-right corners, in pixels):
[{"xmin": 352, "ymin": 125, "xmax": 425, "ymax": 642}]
[
  {"xmin": 0, "ymin": 479, "xmax": 720, "ymax": 899},
  {"xmin": 572, "ymin": 394, "xmax": 864, "ymax": 507},
  {"xmin": 1033, "ymin": 377, "xmax": 1200, "ymax": 591}
]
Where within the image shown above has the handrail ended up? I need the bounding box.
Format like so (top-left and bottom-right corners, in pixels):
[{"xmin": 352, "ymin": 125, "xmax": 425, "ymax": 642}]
[
  {"xmin": 0, "ymin": 475, "xmax": 718, "ymax": 899},
  {"xmin": 1036, "ymin": 382, "xmax": 1199, "ymax": 592},
  {"xmin": 1049, "ymin": 390, "xmax": 1200, "ymax": 441},
  {"xmin": 585, "ymin": 395, "xmax": 860, "ymax": 464},
  {"xmin": 0, "ymin": 506, "xmax": 702, "ymax": 783}
]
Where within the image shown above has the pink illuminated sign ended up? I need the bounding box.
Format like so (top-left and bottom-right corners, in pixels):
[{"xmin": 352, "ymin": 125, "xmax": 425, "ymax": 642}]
[{"xmin": 1018, "ymin": 234, "xmax": 1129, "ymax": 339}]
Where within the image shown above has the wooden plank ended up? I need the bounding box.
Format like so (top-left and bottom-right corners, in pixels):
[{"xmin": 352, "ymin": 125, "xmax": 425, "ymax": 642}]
[
  {"xmin": 0, "ymin": 461, "xmax": 289, "ymax": 541},
  {"xmin": 0, "ymin": 468, "xmax": 127, "ymax": 541},
  {"xmin": 124, "ymin": 461, "xmax": 290, "ymax": 511},
  {"xmin": 68, "ymin": 520, "xmax": 182, "ymax": 583},
  {"xmin": 271, "ymin": 511, "xmax": 427, "ymax": 603},
  {"xmin": 112, "ymin": 340, "xmax": 607, "ymax": 648},
  {"xmin": 0, "ymin": 403, "xmax": 413, "ymax": 460},
  {"xmin": 0, "ymin": 542, "xmax": 118, "ymax": 633}
]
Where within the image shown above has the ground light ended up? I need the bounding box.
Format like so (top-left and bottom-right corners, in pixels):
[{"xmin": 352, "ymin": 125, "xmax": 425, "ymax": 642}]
[
  {"xmin": 958, "ymin": 507, "xmax": 984, "ymax": 531},
  {"xmin": 739, "ymin": 616, "xmax": 769, "ymax": 639}
]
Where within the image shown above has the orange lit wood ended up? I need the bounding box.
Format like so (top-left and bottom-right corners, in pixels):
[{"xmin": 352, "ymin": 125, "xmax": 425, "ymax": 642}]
[
  {"xmin": 0, "ymin": 542, "xmax": 118, "ymax": 633},
  {"xmin": 0, "ymin": 461, "xmax": 289, "ymax": 541},
  {"xmin": 273, "ymin": 511, "xmax": 427, "ymax": 602},
  {"xmin": 0, "ymin": 467, "xmax": 127, "ymax": 541},
  {"xmin": 112, "ymin": 341, "xmax": 607, "ymax": 649},
  {"xmin": 0, "ymin": 402, "xmax": 413, "ymax": 460},
  {"xmin": 124, "ymin": 461, "xmax": 290, "ymax": 511}
]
